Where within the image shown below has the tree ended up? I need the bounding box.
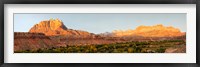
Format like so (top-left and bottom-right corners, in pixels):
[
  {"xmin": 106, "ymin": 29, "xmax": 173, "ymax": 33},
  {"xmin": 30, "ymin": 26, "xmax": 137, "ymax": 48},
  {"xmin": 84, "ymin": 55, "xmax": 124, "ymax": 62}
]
[{"xmin": 128, "ymin": 48, "xmax": 134, "ymax": 53}]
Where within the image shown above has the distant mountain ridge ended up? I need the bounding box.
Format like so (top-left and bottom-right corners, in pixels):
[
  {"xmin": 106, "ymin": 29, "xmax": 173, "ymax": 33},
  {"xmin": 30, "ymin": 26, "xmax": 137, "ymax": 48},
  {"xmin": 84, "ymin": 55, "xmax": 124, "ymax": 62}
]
[
  {"xmin": 112, "ymin": 24, "xmax": 185, "ymax": 37},
  {"xmin": 29, "ymin": 19, "xmax": 185, "ymax": 37}
]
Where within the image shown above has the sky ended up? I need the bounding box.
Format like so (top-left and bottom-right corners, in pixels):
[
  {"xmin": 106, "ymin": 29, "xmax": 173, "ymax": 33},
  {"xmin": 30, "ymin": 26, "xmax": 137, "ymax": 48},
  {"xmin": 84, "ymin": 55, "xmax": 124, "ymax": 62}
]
[{"xmin": 14, "ymin": 13, "xmax": 186, "ymax": 34}]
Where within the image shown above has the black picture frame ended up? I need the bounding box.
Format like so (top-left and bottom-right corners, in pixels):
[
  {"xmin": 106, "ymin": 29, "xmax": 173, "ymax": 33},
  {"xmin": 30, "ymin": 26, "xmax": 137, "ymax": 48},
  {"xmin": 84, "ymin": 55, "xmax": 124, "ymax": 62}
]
[{"xmin": 0, "ymin": 0, "xmax": 198, "ymax": 67}]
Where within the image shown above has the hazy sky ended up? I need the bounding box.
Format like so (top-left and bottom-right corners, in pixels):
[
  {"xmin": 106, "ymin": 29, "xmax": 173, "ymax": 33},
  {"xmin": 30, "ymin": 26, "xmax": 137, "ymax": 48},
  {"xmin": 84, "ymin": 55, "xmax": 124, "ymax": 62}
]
[{"xmin": 14, "ymin": 13, "xmax": 186, "ymax": 34}]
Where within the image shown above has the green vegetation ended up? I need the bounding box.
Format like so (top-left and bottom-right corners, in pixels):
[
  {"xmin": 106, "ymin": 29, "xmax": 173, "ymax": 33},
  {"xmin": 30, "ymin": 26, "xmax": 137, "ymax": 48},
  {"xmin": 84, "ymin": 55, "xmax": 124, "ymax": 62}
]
[{"xmin": 15, "ymin": 40, "xmax": 185, "ymax": 53}]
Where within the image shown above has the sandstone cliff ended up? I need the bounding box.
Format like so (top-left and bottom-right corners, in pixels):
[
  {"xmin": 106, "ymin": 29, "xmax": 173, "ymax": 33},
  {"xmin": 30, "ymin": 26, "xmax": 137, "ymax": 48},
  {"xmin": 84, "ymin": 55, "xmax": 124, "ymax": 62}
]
[
  {"xmin": 113, "ymin": 24, "xmax": 185, "ymax": 37},
  {"xmin": 29, "ymin": 19, "xmax": 93, "ymax": 37}
]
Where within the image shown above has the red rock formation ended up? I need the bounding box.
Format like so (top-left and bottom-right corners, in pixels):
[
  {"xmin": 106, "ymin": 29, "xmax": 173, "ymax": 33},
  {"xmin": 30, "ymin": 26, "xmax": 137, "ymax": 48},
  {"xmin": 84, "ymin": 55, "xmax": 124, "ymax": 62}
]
[
  {"xmin": 113, "ymin": 24, "xmax": 185, "ymax": 37},
  {"xmin": 29, "ymin": 18, "xmax": 93, "ymax": 37},
  {"xmin": 14, "ymin": 32, "xmax": 63, "ymax": 51}
]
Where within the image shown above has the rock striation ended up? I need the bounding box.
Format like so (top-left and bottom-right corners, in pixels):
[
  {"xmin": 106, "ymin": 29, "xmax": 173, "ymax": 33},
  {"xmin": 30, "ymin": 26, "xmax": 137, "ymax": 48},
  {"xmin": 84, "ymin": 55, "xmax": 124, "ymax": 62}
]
[{"xmin": 14, "ymin": 32, "xmax": 58, "ymax": 51}]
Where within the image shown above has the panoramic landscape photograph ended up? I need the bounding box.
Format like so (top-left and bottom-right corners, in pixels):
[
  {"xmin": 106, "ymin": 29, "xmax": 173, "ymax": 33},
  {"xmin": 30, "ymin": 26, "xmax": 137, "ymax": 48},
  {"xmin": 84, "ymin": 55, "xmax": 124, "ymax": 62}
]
[{"xmin": 14, "ymin": 13, "xmax": 186, "ymax": 53}]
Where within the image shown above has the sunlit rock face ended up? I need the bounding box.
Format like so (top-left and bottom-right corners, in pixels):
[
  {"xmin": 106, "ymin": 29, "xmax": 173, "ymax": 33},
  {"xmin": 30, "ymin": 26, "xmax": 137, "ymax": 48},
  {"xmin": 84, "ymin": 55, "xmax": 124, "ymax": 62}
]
[
  {"xmin": 113, "ymin": 24, "xmax": 185, "ymax": 37},
  {"xmin": 29, "ymin": 18, "xmax": 93, "ymax": 37}
]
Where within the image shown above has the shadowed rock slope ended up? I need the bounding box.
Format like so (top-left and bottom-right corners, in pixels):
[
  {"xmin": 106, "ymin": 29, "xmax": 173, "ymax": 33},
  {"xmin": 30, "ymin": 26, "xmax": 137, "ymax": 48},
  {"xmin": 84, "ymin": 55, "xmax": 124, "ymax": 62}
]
[{"xmin": 14, "ymin": 32, "xmax": 58, "ymax": 51}]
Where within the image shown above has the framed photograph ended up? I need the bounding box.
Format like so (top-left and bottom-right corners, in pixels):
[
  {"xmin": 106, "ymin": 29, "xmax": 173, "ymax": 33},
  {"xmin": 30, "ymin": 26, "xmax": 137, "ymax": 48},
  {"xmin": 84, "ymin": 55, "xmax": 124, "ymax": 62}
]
[{"xmin": 0, "ymin": 0, "xmax": 198, "ymax": 67}]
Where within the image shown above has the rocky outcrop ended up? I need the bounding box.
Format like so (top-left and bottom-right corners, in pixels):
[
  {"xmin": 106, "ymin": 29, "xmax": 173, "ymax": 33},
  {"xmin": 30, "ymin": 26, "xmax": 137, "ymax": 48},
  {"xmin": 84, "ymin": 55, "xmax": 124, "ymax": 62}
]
[
  {"xmin": 113, "ymin": 24, "xmax": 185, "ymax": 37},
  {"xmin": 29, "ymin": 18, "xmax": 93, "ymax": 37},
  {"xmin": 14, "ymin": 32, "xmax": 62, "ymax": 51}
]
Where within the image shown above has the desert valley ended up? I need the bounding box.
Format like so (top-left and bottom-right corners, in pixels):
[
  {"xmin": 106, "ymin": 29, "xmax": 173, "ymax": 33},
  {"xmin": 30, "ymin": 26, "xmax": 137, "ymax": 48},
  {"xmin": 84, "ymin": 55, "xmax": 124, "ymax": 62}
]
[{"xmin": 14, "ymin": 19, "xmax": 186, "ymax": 53}]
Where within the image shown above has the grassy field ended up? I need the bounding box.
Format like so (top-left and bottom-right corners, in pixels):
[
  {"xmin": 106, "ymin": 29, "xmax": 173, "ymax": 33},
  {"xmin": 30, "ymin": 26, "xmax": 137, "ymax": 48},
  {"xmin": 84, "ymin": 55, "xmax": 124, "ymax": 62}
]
[{"xmin": 15, "ymin": 40, "xmax": 186, "ymax": 53}]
